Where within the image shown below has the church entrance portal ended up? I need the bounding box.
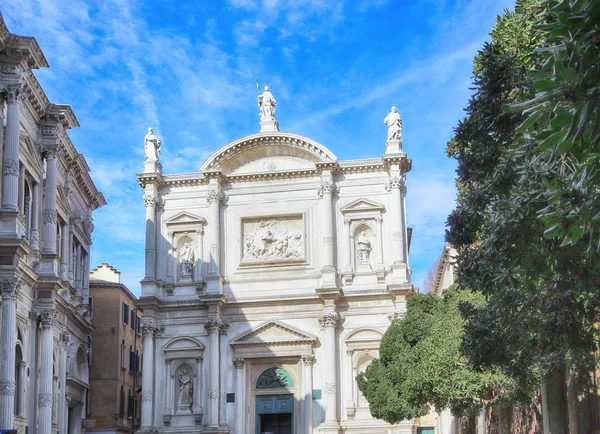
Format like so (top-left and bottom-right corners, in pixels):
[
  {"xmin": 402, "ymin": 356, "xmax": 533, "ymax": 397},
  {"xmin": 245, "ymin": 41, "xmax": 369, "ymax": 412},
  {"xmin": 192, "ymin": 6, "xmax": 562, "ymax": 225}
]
[{"xmin": 255, "ymin": 394, "xmax": 294, "ymax": 434}]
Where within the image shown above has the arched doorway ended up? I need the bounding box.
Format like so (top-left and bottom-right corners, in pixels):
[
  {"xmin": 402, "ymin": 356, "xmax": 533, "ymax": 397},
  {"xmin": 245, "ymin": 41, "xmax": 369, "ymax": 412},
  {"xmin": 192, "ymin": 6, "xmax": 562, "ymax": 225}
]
[{"xmin": 255, "ymin": 367, "xmax": 294, "ymax": 434}]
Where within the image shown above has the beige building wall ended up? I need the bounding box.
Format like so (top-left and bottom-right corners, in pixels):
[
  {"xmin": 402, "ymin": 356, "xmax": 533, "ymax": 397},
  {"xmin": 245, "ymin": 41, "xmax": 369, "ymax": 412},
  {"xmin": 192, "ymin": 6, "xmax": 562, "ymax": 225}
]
[{"xmin": 89, "ymin": 264, "xmax": 143, "ymax": 434}]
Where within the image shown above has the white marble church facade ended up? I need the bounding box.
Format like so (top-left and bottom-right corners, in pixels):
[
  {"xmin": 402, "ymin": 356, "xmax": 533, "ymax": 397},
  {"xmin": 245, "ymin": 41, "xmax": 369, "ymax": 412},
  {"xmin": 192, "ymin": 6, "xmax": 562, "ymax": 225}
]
[{"xmin": 137, "ymin": 94, "xmax": 414, "ymax": 434}]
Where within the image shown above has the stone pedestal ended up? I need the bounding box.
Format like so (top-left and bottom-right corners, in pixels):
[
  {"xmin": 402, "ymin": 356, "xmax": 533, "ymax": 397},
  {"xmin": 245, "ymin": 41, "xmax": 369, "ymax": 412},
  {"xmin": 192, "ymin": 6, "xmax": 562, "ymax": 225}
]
[
  {"xmin": 260, "ymin": 119, "xmax": 279, "ymax": 133},
  {"xmin": 144, "ymin": 159, "xmax": 162, "ymax": 174},
  {"xmin": 385, "ymin": 139, "xmax": 402, "ymax": 154}
]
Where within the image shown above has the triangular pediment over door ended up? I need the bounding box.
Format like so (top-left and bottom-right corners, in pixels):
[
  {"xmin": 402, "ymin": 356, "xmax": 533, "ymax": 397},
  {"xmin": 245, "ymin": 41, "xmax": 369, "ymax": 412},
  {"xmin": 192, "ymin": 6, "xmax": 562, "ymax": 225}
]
[{"xmin": 230, "ymin": 319, "xmax": 317, "ymax": 359}]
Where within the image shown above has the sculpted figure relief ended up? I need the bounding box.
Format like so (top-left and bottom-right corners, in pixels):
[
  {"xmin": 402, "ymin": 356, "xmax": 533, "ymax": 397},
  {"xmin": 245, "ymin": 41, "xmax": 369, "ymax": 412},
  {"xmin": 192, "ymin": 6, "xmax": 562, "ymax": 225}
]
[
  {"xmin": 179, "ymin": 242, "xmax": 194, "ymax": 277},
  {"xmin": 258, "ymin": 85, "xmax": 277, "ymax": 121},
  {"xmin": 144, "ymin": 127, "xmax": 161, "ymax": 160},
  {"xmin": 356, "ymin": 231, "xmax": 372, "ymax": 266},
  {"xmin": 177, "ymin": 368, "xmax": 193, "ymax": 407},
  {"xmin": 243, "ymin": 220, "xmax": 304, "ymax": 262},
  {"xmin": 383, "ymin": 106, "xmax": 402, "ymax": 141}
]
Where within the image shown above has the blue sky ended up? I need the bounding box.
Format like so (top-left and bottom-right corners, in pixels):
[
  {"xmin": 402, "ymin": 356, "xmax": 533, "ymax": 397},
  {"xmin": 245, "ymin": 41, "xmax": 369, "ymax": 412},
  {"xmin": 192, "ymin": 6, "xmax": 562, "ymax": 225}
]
[{"xmin": 4, "ymin": 0, "xmax": 514, "ymax": 294}]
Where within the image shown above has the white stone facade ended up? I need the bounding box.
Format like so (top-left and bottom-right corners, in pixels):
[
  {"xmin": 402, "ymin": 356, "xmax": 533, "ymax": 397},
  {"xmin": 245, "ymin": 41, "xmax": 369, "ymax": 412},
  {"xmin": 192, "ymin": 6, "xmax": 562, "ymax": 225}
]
[
  {"xmin": 137, "ymin": 102, "xmax": 414, "ymax": 433},
  {"xmin": 0, "ymin": 13, "xmax": 106, "ymax": 434}
]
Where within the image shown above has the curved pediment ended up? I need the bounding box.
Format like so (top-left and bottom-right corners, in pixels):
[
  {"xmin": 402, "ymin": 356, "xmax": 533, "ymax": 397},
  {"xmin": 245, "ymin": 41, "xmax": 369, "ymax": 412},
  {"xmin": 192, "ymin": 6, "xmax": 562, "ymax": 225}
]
[{"xmin": 200, "ymin": 132, "xmax": 337, "ymax": 175}]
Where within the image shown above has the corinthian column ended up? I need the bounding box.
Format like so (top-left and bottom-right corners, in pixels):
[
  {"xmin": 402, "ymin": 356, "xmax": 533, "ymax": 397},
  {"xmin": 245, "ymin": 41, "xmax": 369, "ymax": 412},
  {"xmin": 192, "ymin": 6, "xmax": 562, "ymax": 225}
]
[
  {"xmin": 233, "ymin": 358, "xmax": 245, "ymax": 434},
  {"xmin": 58, "ymin": 332, "xmax": 70, "ymax": 434},
  {"xmin": 38, "ymin": 309, "xmax": 57, "ymax": 434},
  {"xmin": 386, "ymin": 173, "xmax": 408, "ymax": 283},
  {"xmin": 1, "ymin": 85, "xmax": 23, "ymax": 212},
  {"xmin": 318, "ymin": 173, "xmax": 337, "ymax": 289},
  {"xmin": 206, "ymin": 182, "xmax": 223, "ymax": 293},
  {"xmin": 143, "ymin": 194, "xmax": 158, "ymax": 280},
  {"xmin": 140, "ymin": 319, "xmax": 158, "ymax": 430},
  {"xmin": 302, "ymin": 355, "xmax": 315, "ymax": 434},
  {"xmin": 205, "ymin": 319, "xmax": 223, "ymax": 427},
  {"xmin": 0, "ymin": 278, "xmax": 19, "ymax": 430},
  {"xmin": 41, "ymin": 138, "xmax": 60, "ymax": 255},
  {"xmin": 318, "ymin": 313, "xmax": 341, "ymax": 430}
]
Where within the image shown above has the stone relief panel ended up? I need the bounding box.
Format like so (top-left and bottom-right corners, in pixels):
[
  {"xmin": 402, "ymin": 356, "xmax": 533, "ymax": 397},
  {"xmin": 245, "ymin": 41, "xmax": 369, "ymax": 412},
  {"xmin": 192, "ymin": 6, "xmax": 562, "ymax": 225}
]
[{"xmin": 241, "ymin": 215, "xmax": 305, "ymax": 264}]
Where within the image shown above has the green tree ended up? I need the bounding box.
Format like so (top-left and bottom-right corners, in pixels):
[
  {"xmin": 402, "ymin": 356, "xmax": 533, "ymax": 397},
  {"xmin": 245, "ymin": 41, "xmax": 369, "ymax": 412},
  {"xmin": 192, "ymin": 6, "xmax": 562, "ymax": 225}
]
[
  {"xmin": 356, "ymin": 289, "xmax": 519, "ymax": 427},
  {"xmin": 446, "ymin": 0, "xmax": 600, "ymax": 398}
]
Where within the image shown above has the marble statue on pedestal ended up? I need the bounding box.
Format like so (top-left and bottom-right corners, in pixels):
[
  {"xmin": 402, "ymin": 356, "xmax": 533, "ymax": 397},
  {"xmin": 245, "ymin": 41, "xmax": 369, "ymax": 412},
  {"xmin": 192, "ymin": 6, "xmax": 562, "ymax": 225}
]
[
  {"xmin": 383, "ymin": 107, "xmax": 402, "ymax": 142},
  {"xmin": 179, "ymin": 242, "xmax": 194, "ymax": 277},
  {"xmin": 356, "ymin": 231, "xmax": 372, "ymax": 267},
  {"xmin": 144, "ymin": 127, "xmax": 161, "ymax": 160},
  {"xmin": 258, "ymin": 86, "xmax": 277, "ymax": 121}
]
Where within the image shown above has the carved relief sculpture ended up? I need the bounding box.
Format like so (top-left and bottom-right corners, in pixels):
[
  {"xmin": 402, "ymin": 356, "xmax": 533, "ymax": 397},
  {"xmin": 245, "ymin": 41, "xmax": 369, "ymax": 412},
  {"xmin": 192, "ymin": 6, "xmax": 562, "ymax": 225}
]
[{"xmin": 242, "ymin": 217, "xmax": 304, "ymax": 264}]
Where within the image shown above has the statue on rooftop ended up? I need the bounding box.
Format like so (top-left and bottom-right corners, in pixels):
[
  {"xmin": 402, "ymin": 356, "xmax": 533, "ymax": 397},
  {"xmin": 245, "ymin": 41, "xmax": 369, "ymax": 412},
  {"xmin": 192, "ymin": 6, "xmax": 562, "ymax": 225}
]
[
  {"xmin": 383, "ymin": 106, "xmax": 402, "ymax": 142},
  {"xmin": 258, "ymin": 85, "xmax": 277, "ymax": 121},
  {"xmin": 144, "ymin": 127, "xmax": 161, "ymax": 160}
]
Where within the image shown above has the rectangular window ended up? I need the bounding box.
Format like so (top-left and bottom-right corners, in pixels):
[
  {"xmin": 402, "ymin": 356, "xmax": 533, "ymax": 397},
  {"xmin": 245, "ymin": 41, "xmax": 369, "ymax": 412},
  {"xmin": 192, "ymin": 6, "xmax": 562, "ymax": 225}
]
[
  {"xmin": 130, "ymin": 309, "xmax": 135, "ymax": 330},
  {"xmin": 122, "ymin": 302, "xmax": 129, "ymax": 325},
  {"xmin": 136, "ymin": 316, "xmax": 141, "ymax": 335}
]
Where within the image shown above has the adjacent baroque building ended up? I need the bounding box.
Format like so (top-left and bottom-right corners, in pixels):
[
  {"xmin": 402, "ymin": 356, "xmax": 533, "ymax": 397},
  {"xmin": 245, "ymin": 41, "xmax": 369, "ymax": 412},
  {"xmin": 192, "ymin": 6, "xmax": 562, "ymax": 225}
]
[
  {"xmin": 0, "ymin": 13, "xmax": 106, "ymax": 434},
  {"xmin": 137, "ymin": 91, "xmax": 414, "ymax": 433},
  {"xmin": 88, "ymin": 263, "xmax": 144, "ymax": 433}
]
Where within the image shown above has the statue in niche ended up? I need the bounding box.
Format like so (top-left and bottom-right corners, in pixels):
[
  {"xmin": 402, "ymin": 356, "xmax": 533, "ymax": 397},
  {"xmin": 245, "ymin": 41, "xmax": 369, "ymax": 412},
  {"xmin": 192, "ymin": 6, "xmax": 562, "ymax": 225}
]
[
  {"xmin": 356, "ymin": 231, "xmax": 372, "ymax": 266},
  {"xmin": 258, "ymin": 85, "xmax": 277, "ymax": 121},
  {"xmin": 179, "ymin": 242, "xmax": 194, "ymax": 277},
  {"xmin": 177, "ymin": 367, "xmax": 193, "ymax": 408},
  {"xmin": 144, "ymin": 127, "xmax": 161, "ymax": 160},
  {"xmin": 383, "ymin": 106, "xmax": 402, "ymax": 141}
]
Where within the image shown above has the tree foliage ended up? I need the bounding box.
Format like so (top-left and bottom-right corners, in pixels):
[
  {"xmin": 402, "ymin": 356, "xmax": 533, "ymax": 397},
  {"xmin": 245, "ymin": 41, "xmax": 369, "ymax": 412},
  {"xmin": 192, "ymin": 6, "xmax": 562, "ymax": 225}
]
[
  {"xmin": 446, "ymin": 0, "xmax": 600, "ymax": 387},
  {"xmin": 356, "ymin": 289, "xmax": 519, "ymax": 424}
]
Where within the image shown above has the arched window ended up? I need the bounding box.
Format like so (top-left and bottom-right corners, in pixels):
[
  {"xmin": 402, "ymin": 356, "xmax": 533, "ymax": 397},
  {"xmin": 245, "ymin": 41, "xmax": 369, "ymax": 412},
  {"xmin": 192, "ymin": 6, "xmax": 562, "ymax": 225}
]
[
  {"xmin": 14, "ymin": 344, "xmax": 23, "ymax": 415},
  {"xmin": 119, "ymin": 385, "xmax": 125, "ymax": 417},
  {"xmin": 121, "ymin": 339, "xmax": 126, "ymax": 369},
  {"xmin": 256, "ymin": 367, "xmax": 294, "ymax": 389}
]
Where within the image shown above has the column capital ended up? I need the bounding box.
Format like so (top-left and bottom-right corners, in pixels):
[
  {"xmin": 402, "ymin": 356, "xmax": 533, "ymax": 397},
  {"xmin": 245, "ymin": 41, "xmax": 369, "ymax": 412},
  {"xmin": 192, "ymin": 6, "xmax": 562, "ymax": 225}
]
[
  {"xmin": 141, "ymin": 318, "xmax": 159, "ymax": 338},
  {"xmin": 206, "ymin": 188, "xmax": 223, "ymax": 205},
  {"xmin": 387, "ymin": 310, "xmax": 406, "ymax": 321},
  {"xmin": 233, "ymin": 358, "xmax": 245, "ymax": 369},
  {"xmin": 37, "ymin": 309, "xmax": 57, "ymax": 329},
  {"xmin": 385, "ymin": 176, "xmax": 406, "ymax": 193},
  {"xmin": 0, "ymin": 278, "xmax": 20, "ymax": 299},
  {"xmin": 317, "ymin": 181, "xmax": 338, "ymax": 198},
  {"xmin": 302, "ymin": 354, "xmax": 316, "ymax": 366},
  {"xmin": 143, "ymin": 194, "xmax": 159, "ymax": 208},
  {"xmin": 0, "ymin": 83, "xmax": 26, "ymax": 104},
  {"xmin": 204, "ymin": 319, "xmax": 226, "ymax": 334},
  {"xmin": 318, "ymin": 312, "xmax": 343, "ymax": 328}
]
